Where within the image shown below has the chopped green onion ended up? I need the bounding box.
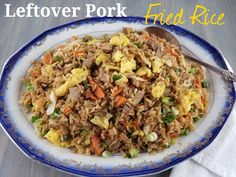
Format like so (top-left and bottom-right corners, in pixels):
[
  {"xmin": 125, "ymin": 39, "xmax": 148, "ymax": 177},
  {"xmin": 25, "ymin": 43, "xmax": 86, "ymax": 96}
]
[
  {"xmin": 63, "ymin": 134, "xmax": 72, "ymax": 141},
  {"xmin": 201, "ymin": 80, "xmax": 210, "ymax": 88},
  {"xmin": 163, "ymin": 113, "xmax": 176, "ymax": 124},
  {"xmin": 175, "ymin": 68, "xmax": 182, "ymax": 75},
  {"xmin": 85, "ymin": 139, "xmax": 91, "ymax": 145},
  {"xmin": 162, "ymin": 96, "xmax": 174, "ymax": 106},
  {"xmin": 26, "ymin": 83, "xmax": 34, "ymax": 91},
  {"xmin": 31, "ymin": 115, "xmax": 40, "ymax": 123},
  {"xmin": 162, "ymin": 107, "xmax": 168, "ymax": 117},
  {"xmin": 135, "ymin": 41, "xmax": 142, "ymax": 48},
  {"xmin": 113, "ymin": 74, "xmax": 122, "ymax": 81},
  {"xmin": 53, "ymin": 55, "xmax": 63, "ymax": 62},
  {"xmin": 82, "ymin": 80, "xmax": 89, "ymax": 89},
  {"xmin": 180, "ymin": 128, "xmax": 189, "ymax": 135},
  {"xmin": 189, "ymin": 67, "xmax": 196, "ymax": 75},
  {"xmin": 50, "ymin": 108, "xmax": 61, "ymax": 119},
  {"xmin": 102, "ymin": 150, "xmax": 112, "ymax": 158},
  {"xmin": 171, "ymin": 107, "xmax": 179, "ymax": 116},
  {"xmin": 101, "ymin": 141, "xmax": 108, "ymax": 149},
  {"xmin": 145, "ymin": 132, "xmax": 157, "ymax": 142},
  {"xmin": 193, "ymin": 116, "xmax": 201, "ymax": 122},
  {"xmin": 80, "ymin": 129, "xmax": 89, "ymax": 137},
  {"xmin": 128, "ymin": 147, "xmax": 139, "ymax": 158}
]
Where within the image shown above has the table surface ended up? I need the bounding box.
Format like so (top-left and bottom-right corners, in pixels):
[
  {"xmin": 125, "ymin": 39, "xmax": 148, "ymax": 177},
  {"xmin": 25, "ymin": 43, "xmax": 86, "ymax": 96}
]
[{"xmin": 0, "ymin": 0, "xmax": 235, "ymax": 177}]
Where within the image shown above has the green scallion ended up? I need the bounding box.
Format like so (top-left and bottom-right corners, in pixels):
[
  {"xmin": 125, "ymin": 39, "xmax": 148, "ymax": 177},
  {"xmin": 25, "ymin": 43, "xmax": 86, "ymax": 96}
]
[
  {"xmin": 80, "ymin": 129, "xmax": 89, "ymax": 137},
  {"xmin": 163, "ymin": 113, "xmax": 176, "ymax": 124},
  {"xmin": 128, "ymin": 147, "xmax": 139, "ymax": 158},
  {"xmin": 162, "ymin": 96, "xmax": 174, "ymax": 105},
  {"xmin": 189, "ymin": 67, "xmax": 196, "ymax": 75},
  {"xmin": 201, "ymin": 80, "xmax": 210, "ymax": 88},
  {"xmin": 113, "ymin": 74, "xmax": 122, "ymax": 81},
  {"xmin": 26, "ymin": 83, "xmax": 34, "ymax": 91},
  {"xmin": 31, "ymin": 115, "xmax": 40, "ymax": 123}
]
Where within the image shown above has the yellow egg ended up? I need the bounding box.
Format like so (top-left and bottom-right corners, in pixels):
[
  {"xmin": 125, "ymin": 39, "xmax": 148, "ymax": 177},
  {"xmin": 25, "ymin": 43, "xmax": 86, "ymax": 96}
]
[
  {"xmin": 95, "ymin": 52, "xmax": 110, "ymax": 65},
  {"xmin": 136, "ymin": 66, "xmax": 153, "ymax": 78},
  {"xmin": 152, "ymin": 81, "xmax": 166, "ymax": 98},
  {"xmin": 44, "ymin": 130, "xmax": 61, "ymax": 146},
  {"xmin": 179, "ymin": 89, "xmax": 200, "ymax": 115},
  {"xmin": 120, "ymin": 58, "xmax": 136, "ymax": 73},
  {"xmin": 55, "ymin": 68, "xmax": 88, "ymax": 97},
  {"xmin": 152, "ymin": 56, "xmax": 163, "ymax": 73},
  {"xmin": 90, "ymin": 114, "xmax": 112, "ymax": 129},
  {"xmin": 110, "ymin": 33, "xmax": 130, "ymax": 47},
  {"xmin": 113, "ymin": 50, "xmax": 125, "ymax": 62}
]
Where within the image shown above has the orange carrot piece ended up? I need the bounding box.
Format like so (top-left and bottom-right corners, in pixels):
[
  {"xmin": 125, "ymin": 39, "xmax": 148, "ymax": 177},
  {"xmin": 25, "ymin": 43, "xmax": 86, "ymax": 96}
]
[
  {"xmin": 194, "ymin": 75, "xmax": 202, "ymax": 89},
  {"xmin": 111, "ymin": 86, "xmax": 123, "ymax": 97},
  {"xmin": 91, "ymin": 135, "xmax": 104, "ymax": 155},
  {"xmin": 89, "ymin": 79, "xmax": 105, "ymax": 99},
  {"xmin": 166, "ymin": 47, "xmax": 180, "ymax": 58},
  {"xmin": 31, "ymin": 70, "xmax": 41, "ymax": 78},
  {"xmin": 115, "ymin": 95, "xmax": 127, "ymax": 108},
  {"xmin": 63, "ymin": 106, "xmax": 72, "ymax": 115},
  {"xmin": 85, "ymin": 90, "xmax": 97, "ymax": 100},
  {"xmin": 42, "ymin": 52, "xmax": 52, "ymax": 65}
]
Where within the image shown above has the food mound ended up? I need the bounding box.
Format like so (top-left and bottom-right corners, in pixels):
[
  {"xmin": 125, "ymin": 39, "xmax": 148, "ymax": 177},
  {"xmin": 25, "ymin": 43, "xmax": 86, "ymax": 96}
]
[{"xmin": 20, "ymin": 28, "xmax": 209, "ymax": 158}]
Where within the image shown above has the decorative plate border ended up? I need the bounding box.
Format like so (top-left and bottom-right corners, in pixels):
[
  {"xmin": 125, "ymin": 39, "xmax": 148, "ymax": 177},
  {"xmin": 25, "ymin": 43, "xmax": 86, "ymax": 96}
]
[{"xmin": 0, "ymin": 17, "xmax": 235, "ymax": 177}]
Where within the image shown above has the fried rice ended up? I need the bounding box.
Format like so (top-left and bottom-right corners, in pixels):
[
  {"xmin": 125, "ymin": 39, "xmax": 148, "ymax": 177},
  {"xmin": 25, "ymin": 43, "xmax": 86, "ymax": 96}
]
[{"xmin": 20, "ymin": 27, "xmax": 209, "ymax": 158}]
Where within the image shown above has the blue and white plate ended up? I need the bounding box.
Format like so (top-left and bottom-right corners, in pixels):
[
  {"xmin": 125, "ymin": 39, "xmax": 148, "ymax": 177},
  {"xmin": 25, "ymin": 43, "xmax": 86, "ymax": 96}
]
[{"xmin": 0, "ymin": 17, "xmax": 235, "ymax": 177}]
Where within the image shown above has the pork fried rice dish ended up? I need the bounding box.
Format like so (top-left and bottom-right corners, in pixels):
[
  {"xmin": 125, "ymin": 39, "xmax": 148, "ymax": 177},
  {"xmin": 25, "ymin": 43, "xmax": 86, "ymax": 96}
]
[{"xmin": 20, "ymin": 27, "xmax": 209, "ymax": 158}]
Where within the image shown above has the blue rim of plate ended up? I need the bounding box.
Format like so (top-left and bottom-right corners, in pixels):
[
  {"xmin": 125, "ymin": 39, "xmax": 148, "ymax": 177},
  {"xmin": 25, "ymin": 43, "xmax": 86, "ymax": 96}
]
[{"xmin": 0, "ymin": 16, "xmax": 235, "ymax": 177}]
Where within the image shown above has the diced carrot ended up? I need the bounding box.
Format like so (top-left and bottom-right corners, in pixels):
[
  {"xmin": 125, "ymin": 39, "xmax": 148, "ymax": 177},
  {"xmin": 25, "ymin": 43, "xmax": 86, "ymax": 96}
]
[
  {"xmin": 194, "ymin": 75, "xmax": 202, "ymax": 89},
  {"xmin": 89, "ymin": 79, "xmax": 105, "ymax": 99},
  {"xmin": 63, "ymin": 106, "xmax": 72, "ymax": 115},
  {"xmin": 91, "ymin": 135, "xmax": 104, "ymax": 155},
  {"xmin": 170, "ymin": 133, "xmax": 178, "ymax": 138},
  {"xmin": 111, "ymin": 86, "xmax": 123, "ymax": 97},
  {"xmin": 130, "ymin": 119, "xmax": 140, "ymax": 130},
  {"xmin": 42, "ymin": 52, "xmax": 52, "ymax": 65},
  {"xmin": 201, "ymin": 96, "xmax": 206, "ymax": 106},
  {"xmin": 115, "ymin": 95, "xmax": 127, "ymax": 108},
  {"xmin": 85, "ymin": 90, "xmax": 97, "ymax": 100},
  {"xmin": 75, "ymin": 48, "xmax": 85, "ymax": 57}
]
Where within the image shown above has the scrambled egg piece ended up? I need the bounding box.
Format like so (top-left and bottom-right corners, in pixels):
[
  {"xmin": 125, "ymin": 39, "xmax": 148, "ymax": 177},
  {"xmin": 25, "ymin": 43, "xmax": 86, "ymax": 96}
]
[
  {"xmin": 152, "ymin": 56, "xmax": 163, "ymax": 73},
  {"xmin": 179, "ymin": 89, "xmax": 200, "ymax": 115},
  {"xmin": 152, "ymin": 81, "xmax": 166, "ymax": 98},
  {"xmin": 115, "ymin": 74, "xmax": 128, "ymax": 86},
  {"xmin": 136, "ymin": 66, "xmax": 153, "ymax": 78},
  {"xmin": 95, "ymin": 52, "xmax": 110, "ymax": 65},
  {"xmin": 120, "ymin": 58, "xmax": 136, "ymax": 73},
  {"xmin": 45, "ymin": 130, "xmax": 71, "ymax": 147},
  {"xmin": 110, "ymin": 33, "xmax": 130, "ymax": 47},
  {"xmin": 55, "ymin": 68, "xmax": 88, "ymax": 97},
  {"xmin": 45, "ymin": 130, "xmax": 61, "ymax": 146},
  {"xmin": 90, "ymin": 113, "xmax": 113, "ymax": 129},
  {"xmin": 113, "ymin": 50, "xmax": 125, "ymax": 62}
]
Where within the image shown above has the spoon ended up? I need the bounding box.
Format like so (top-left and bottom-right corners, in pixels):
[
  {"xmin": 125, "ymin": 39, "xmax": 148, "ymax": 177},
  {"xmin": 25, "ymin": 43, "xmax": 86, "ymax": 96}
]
[{"xmin": 145, "ymin": 26, "xmax": 236, "ymax": 82}]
